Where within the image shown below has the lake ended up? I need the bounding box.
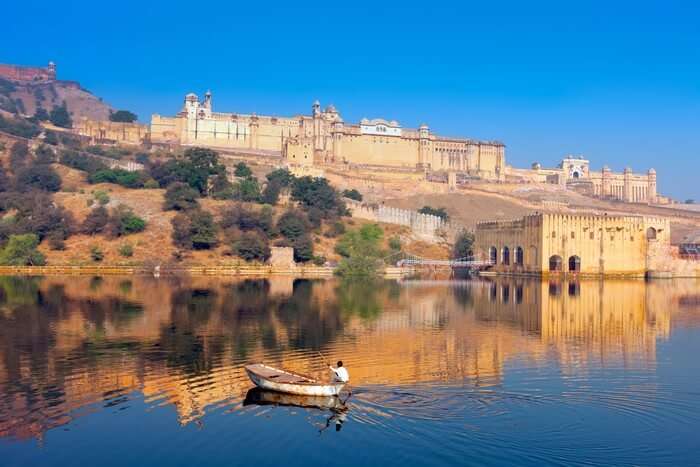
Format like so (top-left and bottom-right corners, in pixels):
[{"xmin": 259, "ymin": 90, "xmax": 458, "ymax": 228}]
[{"xmin": 1, "ymin": 275, "xmax": 699, "ymax": 466}]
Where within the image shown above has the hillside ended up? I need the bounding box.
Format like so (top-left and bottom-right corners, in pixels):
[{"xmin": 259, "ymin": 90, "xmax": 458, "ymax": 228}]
[{"xmin": 0, "ymin": 77, "xmax": 113, "ymax": 121}]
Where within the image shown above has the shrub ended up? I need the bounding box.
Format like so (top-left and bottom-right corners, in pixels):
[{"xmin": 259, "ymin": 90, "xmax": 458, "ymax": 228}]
[
  {"xmin": 220, "ymin": 204, "xmax": 273, "ymax": 235},
  {"xmin": 47, "ymin": 232, "xmax": 66, "ymax": 250},
  {"xmin": 15, "ymin": 165, "xmax": 62, "ymax": 192},
  {"xmin": 342, "ymin": 189, "xmax": 363, "ymax": 202},
  {"xmin": 452, "ymin": 231, "xmax": 475, "ymax": 259},
  {"xmin": 93, "ymin": 190, "xmax": 110, "ymax": 205},
  {"xmin": 418, "ymin": 205, "xmax": 449, "ymax": 221},
  {"xmin": 35, "ymin": 144, "xmax": 55, "ymax": 164},
  {"xmin": 88, "ymin": 169, "xmax": 146, "ymax": 188},
  {"xmin": 325, "ymin": 221, "xmax": 346, "ymax": 238},
  {"xmin": 232, "ymin": 177, "xmax": 261, "ymax": 202},
  {"xmin": 292, "ymin": 235, "xmax": 314, "ymax": 263},
  {"xmin": 49, "ymin": 102, "xmax": 72, "ymax": 128},
  {"xmin": 43, "ymin": 131, "xmax": 58, "ymax": 145},
  {"xmin": 0, "ymin": 234, "xmax": 46, "ymax": 266},
  {"xmin": 234, "ymin": 162, "xmax": 252, "ymax": 177},
  {"xmin": 90, "ymin": 245, "xmax": 104, "ymax": 262},
  {"xmin": 171, "ymin": 209, "xmax": 218, "ymax": 250},
  {"xmin": 60, "ymin": 150, "xmax": 107, "ymax": 173},
  {"xmin": 210, "ymin": 173, "xmax": 234, "ymax": 200},
  {"xmin": 335, "ymin": 224, "xmax": 384, "ymax": 277},
  {"xmin": 164, "ymin": 182, "xmax": 199, "ymax": 211},
  {"xmin": 266, "ymin": 168, "xmax": 294, "ymax": 187},
  {"xmin": 82, "ymin": 206, "xmax": 110, "ymax": 234},
  {"xmin": 144, "ymin": 179, "xmax": 160, "ymax": 189},
  {"xmin": 109, "ymin": 205, "xmax": 146, "ymax": 237},
  {"xmin": 118, "ymin": 243, "xmax": 134, "ymax": 257},
  {"xmin": 9, "ymin": 141, "xmax": 30, "ymax": 169},
  {"xmin": 388, "ymin": 236, "xmax": 402, "ymax": 251},
  {"xmin": 261, "ymin": 180, "xmax": 282, "ymax": 205},
  {"xmin": 0, "ymin": 114, "xmax": 41, "ymax": 139},
  {"xmin": 233, "ymin": 232, "xmax": 271, "ymax": 262},
  {"xmin": 291, "ymin": 176, "xmax": 346, "ymax": 217},
  {"xmin": 277, "ymin": 210, "xmax": 310, "ymax": 241},
  {"xmin": 312, "ymin": 255, "xmax": 326, "ymax": 266},
  {"xmin": 109, "ymin": 110, "xmax": 138, "ymax": 123}
]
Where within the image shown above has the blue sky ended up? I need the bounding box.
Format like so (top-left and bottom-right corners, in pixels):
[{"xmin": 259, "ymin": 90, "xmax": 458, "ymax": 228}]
[{"xmin": 3, "ymin": 0, "xmax": 699, "ymax": 199}]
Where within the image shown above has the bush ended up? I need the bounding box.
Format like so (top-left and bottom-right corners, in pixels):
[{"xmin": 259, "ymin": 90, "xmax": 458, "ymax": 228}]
[
  {"xmin": 109, "ymin": 110, "xmax": 138, "ymax": 123},
  {"xmin": 90, "ymin": 245, "xmax": 104, "ymax": 262},
  {"xmin": 49, "ymin": 102, "xmax": 72, "ymax": 128},
  {"xmin": 452, "ymin": 231, "xmax": 475, "ymax": 259},
  {"xmin": 164, "ymin": 182, "xmax": 199, "ymax": 210},
  {"xmin": 324, "ymin": 221, "xmax": 346, "ymax": 238},
  {"xmin": 9, "ymin": 141, "xmax": 30, "ymax": 169},
  {"xmin": 266, "ymin": 168, "xmax": 294, "ymax": 187},
  {"xmin": 93, "ymin": 190, "xmax": 110, "ymax": 205},
  {"xmin": 43, "ymin": 131, "xmax": 59, "ymax": 146},
  {"xmin": 35, "ymin": 144, "xmax": 55, "ymax": 164},
  {"xmin": 388, "ymin": 235, "xmax": 402, "ymax": 251},
  {"xmin": 118, "ymin": 243, "xmax": 134, "ymax": 257},
  {"xmin": 277, "ymin": 210, "xmax": 310, "ymax": 241},
  {"xmin": 0, "ymin": 114, "xmax": 41, "ymax": 139},
  {"xmin": 312, "ymin": 255, "xmax": 326, "ymax": 266},
  {"xmin": 336, "ymin": 224, "xmax": 384, "ymax": 277},
  {"xmin": 171, "ymin": 209, "xmax": 218, "ymax": 250},
  {"xmin": 88, "ymin": 168, "xmax": 146, "ymax": 188},
  {"xmin": 144, "ymin": 179, "xmax": 160, "ymax": 189},
  {"xmin": 32, "ymin": 107, "xmax": 50, "ymax": 122},
  {"xmin": 0, "ymin": 234, "xmax": 46, "ymax": 266},
  {"xmin": 82, "ymin": 206, "xmax": 110, "ymax": 234},
  {"xmin": 109, "ymin": 205, "xmax": 146, "ymax": 237},
  {"xmin": 232, "ymin": 177, "xmax": 261, "ymax": 202},
  {"xmin": 47, "ymin": 232, "xmax": 66, "ymax": 250},
  {"xmin": 15, "ymin": 165, "xmax": 62, "ymax": 192},
  {"xmin": 292, "ymin": 235, "xmax": 314, "ymax": 262},
  {"xmin": 60, "ymin": 150, "xmax": 107, "ymax": 173},
  {"xmin": 418, "ymin": 205, "xmax": 449, "ymax": 221},
  {"xmin": 220, "ymin": 204, "xmax": 273, "ymax": 235},
  {"xmin": 210, "ymin": 173, "xmax": 235, "ymax": 200},
  {"xmin": 291, "ymin": 176, "xmax": 346, "ymax": 217},
  {"xmin": 234, "ymin": 162, "xmax": 252, "ymax": 177},
  {"xmin": 233, "ymin": 232, "xmax": 271, "ymax": 262},
  {"xmin": 342, "ymin": 189, "xmax": 363, "ymax": 202},
  {"xmin": 261, "ymin": 180, "xmax": 282, "ymax": 205}
]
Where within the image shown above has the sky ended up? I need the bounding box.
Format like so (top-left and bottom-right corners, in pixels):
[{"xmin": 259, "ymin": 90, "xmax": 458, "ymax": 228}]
[{"xmin": 3, "ymin": 0, "xmax": 699, "ymax": 199}]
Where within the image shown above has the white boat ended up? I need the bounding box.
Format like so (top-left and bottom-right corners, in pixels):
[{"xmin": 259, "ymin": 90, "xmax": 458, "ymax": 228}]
[{"xmin": 245, "ymin": 363, "xmax": 346, "ymax": 397}]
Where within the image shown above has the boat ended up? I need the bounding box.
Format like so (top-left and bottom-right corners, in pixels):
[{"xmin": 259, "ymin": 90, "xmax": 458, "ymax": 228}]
[
  {"xmin": 243, "ymin": 387, "xmax": 345, "ymax": 411},
  {"xmin": 245, "ymin": 363, "xmax": 346, "ymax": 397}
]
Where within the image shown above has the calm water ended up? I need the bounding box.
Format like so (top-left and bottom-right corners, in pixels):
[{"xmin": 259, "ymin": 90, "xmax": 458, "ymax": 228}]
[{"xmin": 1, "ymin": 276, "xmax": 699, "ymax": 466}]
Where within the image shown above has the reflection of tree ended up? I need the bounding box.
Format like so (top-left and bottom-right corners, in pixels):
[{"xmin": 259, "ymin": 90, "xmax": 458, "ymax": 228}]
[
  {"xmin": 0, "ymin": 276, "xmax": 42, "ymax": 307},
  {"xmin": 335, "ymin": 279, "xmax": 383, "ymax": 321}
]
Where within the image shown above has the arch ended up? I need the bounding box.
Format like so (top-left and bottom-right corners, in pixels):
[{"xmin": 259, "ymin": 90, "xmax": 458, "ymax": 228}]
[
  {"xmin": 549, "ymin": 255, "xmax": 563, "ymax": 271},
  {"xmin": 502, "ymin": 247, "xmax": 510, "ymax": 265},
  {"xmin": 646, "ymin": 227, "xmax": 657, "ymax": 240},
  {"xmin": 568, "ymin": 255, "xmax": 581, "ymax": 272},
  {"xmin": 515, "ymin": 246, "xmax": 524, "ymax": 266},
  {"xmin": 489, "ymin": 246, "xmax": 498, "ymax": 264}
]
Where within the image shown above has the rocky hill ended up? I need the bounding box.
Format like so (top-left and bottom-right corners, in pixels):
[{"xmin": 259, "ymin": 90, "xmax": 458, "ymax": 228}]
[{"xmin": 0, "ymin": 77, "xmax": 113, "ymax": 121}]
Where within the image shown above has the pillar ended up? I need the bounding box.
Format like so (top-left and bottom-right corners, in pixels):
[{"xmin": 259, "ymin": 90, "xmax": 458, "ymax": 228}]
[
  {"xmin": 647, "ymin": 168, "xmax": 657, "ymax": 204},
  {"xmin": 623, "ymin": 167, "xmax": 632, "ymax": 202}
]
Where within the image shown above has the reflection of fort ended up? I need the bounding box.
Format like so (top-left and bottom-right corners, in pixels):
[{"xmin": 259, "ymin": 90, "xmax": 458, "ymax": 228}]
[{"xmin": 0, "ymin": 276, "xmax": 697, "ymax": 441}]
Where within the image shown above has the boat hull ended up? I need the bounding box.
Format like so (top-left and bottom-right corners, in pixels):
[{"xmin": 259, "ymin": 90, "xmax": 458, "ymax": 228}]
[{"xmin": 245, "ymin": 366, "xmax": 345, "ymax": 397}]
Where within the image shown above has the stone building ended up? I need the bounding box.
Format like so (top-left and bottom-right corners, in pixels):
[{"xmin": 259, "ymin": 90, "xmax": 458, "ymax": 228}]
[
  {"xmin": 151, "ymin": 92, "xmax": 506, "ymax": 180},
  {"xmin": 474, "ymin": 213, "xmax": 670, "ymax": 277},
  {"xmin": 0, "ymin": 61, "xmax": 56, "ymax": 83},
  {"xmin": 508, "ymin": 156, "xmax": 659, "ymax": 204},
  {"xmin": 74, "ymin": 117, "xmax": 150, "ymax": 145}
]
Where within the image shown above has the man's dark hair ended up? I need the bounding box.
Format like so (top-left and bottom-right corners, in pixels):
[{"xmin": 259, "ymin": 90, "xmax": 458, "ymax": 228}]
[{"xmin": 337, "ymin": 361, "xmax": 343, "ymax": 367}]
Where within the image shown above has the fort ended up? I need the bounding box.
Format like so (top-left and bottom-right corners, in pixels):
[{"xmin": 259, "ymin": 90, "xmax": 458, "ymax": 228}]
[
  {"xmin": 474, "ymin": 212, "xmax": 672, "ymax": 277},
  {"xmin": 150, "ymin": 92, "xmax": 506, "ymax": 180},
  {"xmin": 0, "ymin": 61, "xmax": 56, "ymax": 83}
]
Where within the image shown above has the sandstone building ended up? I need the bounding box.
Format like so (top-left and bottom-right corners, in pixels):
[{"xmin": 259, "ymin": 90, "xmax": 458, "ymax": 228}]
[
  {"xmin": 474, "ymin": 213, "xmax": 670, "ymax": 277},
  {"xmin": 508, "ymin": 156, "xmax": 659, "ymax": 204},
  {"xmin": 74, "ymin": 117, "xmax": 149, "ymax": 146},
  {"xmin": 150, "ymin": 92, "xmax": 506, "ymax": 180}
]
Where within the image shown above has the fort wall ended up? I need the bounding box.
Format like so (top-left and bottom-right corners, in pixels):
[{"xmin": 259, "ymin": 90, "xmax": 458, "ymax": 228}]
[{"xmin": 346, "ymin": 200, "xmax": 448, "ymax": 241}]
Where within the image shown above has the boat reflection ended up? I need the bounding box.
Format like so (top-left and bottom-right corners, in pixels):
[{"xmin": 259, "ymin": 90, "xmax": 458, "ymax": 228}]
[{"xmin": 243, "ymin": 388, "xmax": 349, "ymax": 432}]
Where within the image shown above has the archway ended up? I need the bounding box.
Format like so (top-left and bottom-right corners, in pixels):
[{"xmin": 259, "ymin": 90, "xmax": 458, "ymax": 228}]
[
  {"xmin": 489, "ymin": 246, "xmax": 498, "ymax": 264},
  {"xmin": 568, "ymin": 255, "xmax": 581, "ymax": 272},
  {"xmin": 646, "ymin": 227, "xmax": 657, "ymax": 240},
  {"xmin": 502, "ymin": 247, "xmax": 510, "ymax": 265},
  {"xmin": 515, "ymin": 247, "xmax": 524, "ymax": 266},
  {"xmin": 549, "ymin": 255, "xmax": 563, "ymax": 271}
]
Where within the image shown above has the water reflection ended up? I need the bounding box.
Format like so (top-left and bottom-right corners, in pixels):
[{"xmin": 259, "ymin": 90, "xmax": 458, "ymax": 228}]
[{"xmin": 0, "ymin": 275, "xmax": 698, "ymax": 443}]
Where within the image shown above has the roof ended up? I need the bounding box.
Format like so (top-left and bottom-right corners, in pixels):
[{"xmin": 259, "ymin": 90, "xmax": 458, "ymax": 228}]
[
  {"xmin": 680, "ymin": 231, "xmax": 700, "ymax": 244},
  {"xmin": 360, "ymin": 118, "xmax": 400, "ymax": 127}
]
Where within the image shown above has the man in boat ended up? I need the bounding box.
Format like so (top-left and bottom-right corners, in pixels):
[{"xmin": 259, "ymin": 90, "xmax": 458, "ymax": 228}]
[{"xmin": 329, "ymin": 361, "xmax": 349, "ymax": 383}]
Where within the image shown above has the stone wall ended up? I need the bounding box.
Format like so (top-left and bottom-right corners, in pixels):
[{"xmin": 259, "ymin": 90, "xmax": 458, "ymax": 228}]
[{"xmin": 346, "ymin": 200, "xmax": 448, "ymax": 241}]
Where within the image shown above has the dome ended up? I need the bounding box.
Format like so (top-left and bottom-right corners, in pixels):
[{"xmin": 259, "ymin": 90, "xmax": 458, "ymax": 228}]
[
  {"xmin": 419, "ymin": 123, "xmax": 429, "ymax": 130},
  {"xmin": 648, "ymin": 168, "xmax": 656, "ymax": 174},
  {"xmin": 185, "ymin": 92, "xmax": 198, "ymax": 101},
  {"xmin": 325, "ymin": 104, "xmax": 337, "ymax": 113}
]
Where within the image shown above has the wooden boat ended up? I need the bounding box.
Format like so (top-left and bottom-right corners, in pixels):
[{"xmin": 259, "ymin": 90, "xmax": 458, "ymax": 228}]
[
  {"xmin": 243, "ymin": 388, "xmax": 344, "ymax": 411},
  {"xmin": 245, "ymin": 363, "xmax": 345, "ymax": 397}
]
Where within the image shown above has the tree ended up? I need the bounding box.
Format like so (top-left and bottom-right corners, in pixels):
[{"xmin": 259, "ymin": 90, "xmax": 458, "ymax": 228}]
[
  {"xmin": 452, "ymin": 231, "xmax": 475, "ymax": 259},
  {"xmin": 0, "ymin": 234, "xmax": 46, "ymax": 266},
  {"xmin": 266, "ymin": 168, "xmax": 294, "ymax": 187},
  {"xmin": 15, "ymin": 165, "xmax": 62, "ymax": 192},
  {"xmin": 171, "ymin": 209, "xmax": 218, "ymax": 250},
  {"xmin": 118, "ymin": 243, "xmax": 134, "ymax": 257},
  {"xmin": 109, "ymin": 110, "xmax": 138, "ymax": 123},
  {"xmin": 342, "ymin": 189, "xmax": 363, "ymax": 202},
  {"xmin": 34, "ymin": 144, "xmax": 55, "ymax": 164},
  {"xmin": 220, "ymin": 204, "xmax": 273, "ymax": 235},
  {"xmin": 418, "ymin": 206, "xmax": 449, "ymax": 221},
  {"xmin": 90, "ymin": 245, "xmax": 104, "ymax": 262},
  {"xmin": 291, "ymin": 176, "xmax": 346, "ymax": 217},
  {"xmin": 108, "ymin": 205, "xmax": 146, "ymax": 237},
  {"xmin": 182, "ymin": 147, "xmax": 225, "ymax": 194},
  {"xmin": 292, "ymin": 235, "xmax": 314, "ymax": 263},
  {"xmin": 234, "ymin": 162, "xmax": 252, "ymax": 177},
  {"xmin": 163, "ymin": 182, "xmax": 199, "ymax": 211},
  {"xmin": 233, "ymin": 232, "xmax": 271, "ymax": 262},
  {"xmin": 49, "ymin": 102, "xmax": 72, "ymax": 128},
  {"xmin": 33, "ymin": 107, "xmax": 50, "ymax": 122},
  {"xmin": 9, "ymin": 141, "xmax": 29, "ymax": 170},
  {"xmin": 210, "ymin": 173, "xmax": 234, "ymax": 200},
  {"xmin": 335, "ymin": 224, "xmax": 384, "ymax": 277},
  {"xmin": 277, "ymin": 210, "xmax": 310, "ymax": 241},
  {"xmin": 261, "ymin": 180, "xmax": 282, "ymax": 205},
  {"xmin": 232, "ymin": 177, "xmax": 261, "ymax": 202},
  {"xmin": 82, "ymin": 206, "xmax": 110, "ymax": 234}
]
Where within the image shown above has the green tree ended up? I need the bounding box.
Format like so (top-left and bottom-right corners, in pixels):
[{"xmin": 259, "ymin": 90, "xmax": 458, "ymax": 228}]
[
  {"xmin": 82, "ymin": 206, "xmax": 110, "ymax": 234},
  {"xmin": 0, "ymin": 234, "xmax": 46, "ymax": 266},
  {"xmin": 109, "ymin": 110, "xmax": 138, "ymax": 123},
  {"xmin": 108, "ymin": 205, "xmax": 146, "ymax": 237},
  {"xmin": 291, "ymin": 176, "xmax": 345, "ymax": 216},
  {"xmin": 9, "ymin": 141, "xmax": 29, "ymax": 170},
  {"xmin": 261, "ymin": 180, "xmax": 282, "ymax": 205},
  {"xmin": 233, "ymin": 232, "xmax": 271, "ymax": 262},
  {"xmin": 277, "ymin": 210, "xmax": 310, "ymax": 240},
  {"xmin": 234, "ymin": 162, "xmax": 252, "ymax": 177},
  {"xmin": 335, "ymin": 224, "xmax": 384, "ymax": 277},
  {"xmin": 49, "ymin": 102, "xmax": 72, "ymax": 128},
  {"xmin": 90, "ymin": 245, "xmax": 104, "ymax": 262},
  {"xmin": 292, "ymin": 235, "xmax": 314, "ymax": 262},
  {"xmin": 233, "ymin": 177, "xmax": 261, "ymax": 202},
  {"xmin": 164, "ymin": 182, "xmax": 200, "ymax": 211},
  {"xmin": 210, "ymin": 173, "xmax": 234, "ymax": 200},
  {"xmin": 452, "ymin": 231, "xmax": 475, "ymax": 259},
  {"xmin": 33, "ymin": 107, "xmax": 50, "ymax": 122},
  {"xmin": 342, "ymin": 189, "xmax": 363, "ymax": 202},
  {"xmin": 418, "ymin": 205, "xmax": 449, "ymax": 221},
  {"xmin": 118, "ymin": 243, "xmax": 134, "ymax": 257},
  {"xmin": 171, "ymin": 209, "xmax": 218, "ymax": 250},
  {"xmin": 266, "ymin": 168, "xmax": 294, "ymax": 187},
  {"xmin": 15, "ymin": 165, "xmax": 62, "ymax": 192}
]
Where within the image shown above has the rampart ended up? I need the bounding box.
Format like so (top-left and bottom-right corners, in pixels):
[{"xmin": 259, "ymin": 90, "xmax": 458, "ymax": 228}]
[{"xmin": 346, "ymin": 200, "xmax": 449, "ymax": 241}]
